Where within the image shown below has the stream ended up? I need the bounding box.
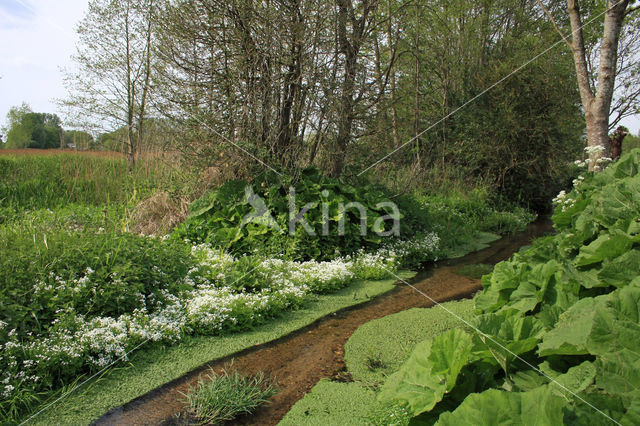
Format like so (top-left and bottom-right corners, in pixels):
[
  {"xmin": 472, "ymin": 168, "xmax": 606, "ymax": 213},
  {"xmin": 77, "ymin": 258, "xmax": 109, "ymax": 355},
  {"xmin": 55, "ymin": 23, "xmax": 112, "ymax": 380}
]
[{"xmin": 95, "ymin": 219, "xmax": 553, "ymax": 426}]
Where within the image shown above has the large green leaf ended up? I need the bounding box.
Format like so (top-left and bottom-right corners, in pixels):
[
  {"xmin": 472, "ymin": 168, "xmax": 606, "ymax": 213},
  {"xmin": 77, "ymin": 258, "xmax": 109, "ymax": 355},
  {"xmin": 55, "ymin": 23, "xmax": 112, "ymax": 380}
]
[
  {"xmin": 378, "ymin": 329, "xmax": 474, "ymax": 416},
  {"xmin": 597, "ymin": 349, "xmax": 640, "ymax": 398},
  {"xmin": 538, "ymin": 297, "xmax": 598, "ymax": 356},
  {"xmin": 575, "ymin": 231, "xmax": 634, "ymax": 267},
  {"xmin": 435, "ymin": 386, "xmax": 565, "ymax": 426},
  {"xmin": 599, "ymin": 250, "xmax": 640, "ymax": 288},
  {"xmin": 473, "ymin": 312, "xmax": 545, "ymax": 373}
]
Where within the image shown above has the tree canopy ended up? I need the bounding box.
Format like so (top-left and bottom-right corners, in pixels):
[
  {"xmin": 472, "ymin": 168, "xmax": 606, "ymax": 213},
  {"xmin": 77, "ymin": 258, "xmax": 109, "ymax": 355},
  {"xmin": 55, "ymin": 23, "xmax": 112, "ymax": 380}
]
[{"xmin": 3, "ymin": 104, "xmax": 63, "ymax": 150}]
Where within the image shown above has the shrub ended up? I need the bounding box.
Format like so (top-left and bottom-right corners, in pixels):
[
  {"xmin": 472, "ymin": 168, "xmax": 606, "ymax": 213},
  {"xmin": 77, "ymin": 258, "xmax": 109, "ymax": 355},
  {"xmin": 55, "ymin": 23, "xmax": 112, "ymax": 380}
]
[{"xmin": 173, "ymin": 168, "xmax": 418, "ymax": 260}]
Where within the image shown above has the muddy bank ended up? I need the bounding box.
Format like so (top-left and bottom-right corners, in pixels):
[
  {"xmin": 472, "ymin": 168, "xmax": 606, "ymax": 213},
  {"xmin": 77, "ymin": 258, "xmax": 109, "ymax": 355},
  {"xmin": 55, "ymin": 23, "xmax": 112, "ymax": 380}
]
[{"xmin": 96, "ymin": 220, "xmax": 552, "ymax": 426}]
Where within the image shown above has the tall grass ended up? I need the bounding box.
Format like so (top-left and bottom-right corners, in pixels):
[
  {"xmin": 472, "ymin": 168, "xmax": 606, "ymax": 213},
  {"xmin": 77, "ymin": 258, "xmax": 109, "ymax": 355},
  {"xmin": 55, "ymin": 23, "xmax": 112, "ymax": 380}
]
[{"xmin": 0, "ymin": 152, "xmax": 195, "ymax": 212}]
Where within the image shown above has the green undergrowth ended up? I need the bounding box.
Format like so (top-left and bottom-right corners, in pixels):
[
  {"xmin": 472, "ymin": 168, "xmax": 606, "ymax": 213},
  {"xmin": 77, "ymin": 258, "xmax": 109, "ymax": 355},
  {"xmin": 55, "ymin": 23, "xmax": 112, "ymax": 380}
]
[
  {"xmin": 378, "ymin": 149, "xmax": 640, "ymax": 424},
  {"xmin": 278, "ymin": 380, "xmax": 377, "ymax": 426},
  {"xmin": 25, "ymin": 273, "xmax": 413, "ymax": 426},
  {"xmin": 279, "ymin": 300, "xmax": 475, "ymax": 425},
  {"xmin": 173, "ymin": 167, "xmax": 427, "ymax": 260}
]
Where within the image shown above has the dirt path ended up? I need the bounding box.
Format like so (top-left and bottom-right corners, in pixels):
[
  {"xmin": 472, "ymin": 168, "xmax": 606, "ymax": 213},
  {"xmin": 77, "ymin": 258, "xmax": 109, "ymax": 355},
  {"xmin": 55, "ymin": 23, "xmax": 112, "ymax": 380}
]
[{"xmin": 96, "ymin": 221, "xmax": 552, "ymax": 426}]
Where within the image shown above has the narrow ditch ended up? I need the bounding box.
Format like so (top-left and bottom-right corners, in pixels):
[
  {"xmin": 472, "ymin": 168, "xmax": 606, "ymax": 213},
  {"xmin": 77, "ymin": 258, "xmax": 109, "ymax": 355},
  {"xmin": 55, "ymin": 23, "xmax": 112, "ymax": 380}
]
[{"xmin": 95, "ymin": 220, "xmax": 552, "ymax": 426}]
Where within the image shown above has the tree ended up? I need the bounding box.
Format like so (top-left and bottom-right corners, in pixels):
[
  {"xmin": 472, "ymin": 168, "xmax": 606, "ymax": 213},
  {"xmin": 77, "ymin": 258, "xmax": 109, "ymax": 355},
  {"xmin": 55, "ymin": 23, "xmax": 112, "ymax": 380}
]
[
  {"xmin": 61, "ymin": 0, "xmax": 155, "ymax": 166},
  {"xmin": 540, "ymin": 0, "xmax": 639, "ymax": 170},
  {"xmin": 3, "ymin": 104, "xmax": 63, "ymax": 149}
]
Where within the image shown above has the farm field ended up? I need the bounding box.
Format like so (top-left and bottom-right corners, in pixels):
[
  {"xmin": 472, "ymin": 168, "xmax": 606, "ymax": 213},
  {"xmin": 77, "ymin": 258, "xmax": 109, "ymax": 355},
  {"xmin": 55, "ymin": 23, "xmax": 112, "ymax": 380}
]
[{"xmin": 0, "ymin": 151, "xmax": 534, "ymax": 423}]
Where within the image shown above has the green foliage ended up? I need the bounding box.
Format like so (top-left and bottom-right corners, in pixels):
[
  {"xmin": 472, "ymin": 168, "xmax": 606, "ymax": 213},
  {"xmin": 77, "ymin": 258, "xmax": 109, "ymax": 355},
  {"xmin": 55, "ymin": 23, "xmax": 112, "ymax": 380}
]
[
  {"xmin": 284, "ymin": 301, "xmax": 475, "ymax": 426},
  {"xmin": 173, "ymin": 168, "xmax": 414, "ymax": 260},
  {"xmin": 184, "ymin": 369, "xmax": 277, "ymax": 424},
  {"xmin": 4, "ymin": 104, "xmax": 63, "ymax": 149},
  {"xmin": 624, "ymin": 132, "xmax": 640, "ymax": 152},
  {"xmin": 345, "ymin": 301, "xmax": 475, "ymax": 387},
  {"xmin": 0, "ymin": 153, "xmax": 194, "ymax": 212},
  {"xmin": 380, "ymin": 150, "xmax": 640, "ymax": 423},
  {"xmin": 0, "ymin": 230, "xmax": 193, "ymax": 338}
]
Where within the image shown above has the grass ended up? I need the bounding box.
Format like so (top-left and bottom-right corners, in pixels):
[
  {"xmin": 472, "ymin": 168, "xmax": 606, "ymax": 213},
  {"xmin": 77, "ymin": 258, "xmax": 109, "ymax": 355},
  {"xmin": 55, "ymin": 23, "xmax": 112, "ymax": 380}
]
[
  {"xmin": 279, "ymin": 300, "xmax": 475, "ymax": 425},
  {"xmin": 0, "ymin": 152, "xmax": 196, "ymax": 212},
  {"xmin": 25, "ymin": 273, "xmax": 413, "ymax": 425},
  {"xmin": 184, "ymin": 369, "xmax": 277, "ymax": 424}
]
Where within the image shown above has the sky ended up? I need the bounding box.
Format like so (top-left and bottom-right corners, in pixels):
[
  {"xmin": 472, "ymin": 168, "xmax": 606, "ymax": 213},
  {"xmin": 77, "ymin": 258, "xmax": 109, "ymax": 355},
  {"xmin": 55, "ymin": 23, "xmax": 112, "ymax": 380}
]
[
  {"xmin": 0, "ymin": 0, "xmax": 88, "ymax": 131},
  {"xmin": 0, "ymin": 0, "xmax": 638, "ymax": 136}
]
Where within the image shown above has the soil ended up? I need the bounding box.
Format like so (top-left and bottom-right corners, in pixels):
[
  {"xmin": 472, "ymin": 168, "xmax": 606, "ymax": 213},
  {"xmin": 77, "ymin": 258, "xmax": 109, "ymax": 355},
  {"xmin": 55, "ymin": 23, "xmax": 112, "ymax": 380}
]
[{"xmin": 95, "ymin": 220, "xmax": 552, "ymax": 426}]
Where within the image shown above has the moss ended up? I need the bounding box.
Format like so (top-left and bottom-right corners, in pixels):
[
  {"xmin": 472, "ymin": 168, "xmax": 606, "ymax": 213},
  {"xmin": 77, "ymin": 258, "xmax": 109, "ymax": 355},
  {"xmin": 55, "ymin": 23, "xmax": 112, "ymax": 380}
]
[
  {"xmin": 344, "ymin": 300, "xmax": 476, "ymax": 386},
  {"xmin": 278, "ymin": 380, "xmax": 377, "ymax": 426},
  {"xmin": 281, "ymin": 300, "xmax": 476, "ymax": 425},
  {"xmin": 27, "ymin": 273, "xmax": 414, "ymax": 426}
]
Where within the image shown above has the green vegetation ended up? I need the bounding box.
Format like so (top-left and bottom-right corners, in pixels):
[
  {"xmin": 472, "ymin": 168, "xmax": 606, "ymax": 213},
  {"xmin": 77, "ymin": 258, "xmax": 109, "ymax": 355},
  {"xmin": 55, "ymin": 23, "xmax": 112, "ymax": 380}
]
[
  {"xmin": 279, "ymin": 380, "xmax": 377, "ymax": 426},
  {"xmin": 0, "ymin": 153, "xmax": 193, "ymax": 212},
  {"xmin": 345, "ymin": 302, "xmax": 476, "ymax": 388},
  {"xmin": 0, "ymin": 152, "xmax": 533, "ymax": 423},
  {"xmin": 379, "ymin": 149, "xmax": 640, "ymax": 424},
  {"xmin": 2, "ymin": 104, "xmax": 63, "ymax": 150},
  {"xmin": 27, "ymin": 275, "xmax": 406, "ymax": 425},
  {"xmin": 280, "ymin": 300, "xmax": 475, "ymax": 425},
  {"xmin": 174, "ymin": 167, "xmax": 418, "ymax": 260},
  {"xmin": 624, "ymin": 132, "xmax": 640, "ymax": 152},
  {"xmin": 184, "ymin": 369, "xmax": 277, "ymax": 424}
]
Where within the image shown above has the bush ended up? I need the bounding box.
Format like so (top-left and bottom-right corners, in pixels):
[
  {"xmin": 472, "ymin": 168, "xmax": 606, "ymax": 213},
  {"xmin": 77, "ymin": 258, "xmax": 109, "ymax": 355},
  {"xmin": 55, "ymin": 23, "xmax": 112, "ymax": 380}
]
[
  {"xmin": 0, "ymin": 230, "xmax": 194, "ymax": 337},
  {"xmin": 173, "ymin": 167, "xmax": 420, "ymax": 260}
]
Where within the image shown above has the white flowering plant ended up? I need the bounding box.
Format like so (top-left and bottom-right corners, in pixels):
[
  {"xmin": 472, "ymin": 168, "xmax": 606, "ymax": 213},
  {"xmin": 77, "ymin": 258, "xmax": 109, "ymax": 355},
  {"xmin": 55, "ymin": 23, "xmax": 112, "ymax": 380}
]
[{"xmin": 0, "ymin": 223, "xmax": 443, "ymax": 419}]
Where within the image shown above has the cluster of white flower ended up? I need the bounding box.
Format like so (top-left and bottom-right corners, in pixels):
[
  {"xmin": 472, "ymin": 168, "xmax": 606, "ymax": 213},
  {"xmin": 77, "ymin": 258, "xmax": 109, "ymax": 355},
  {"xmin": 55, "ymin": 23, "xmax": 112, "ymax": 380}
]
[
  {"xmin": 574, "ymin": 145, "xmax": 612, "ymax": 171},
  {"xmin": 552, "ymin": 190, "xmax": 576, "ymax": 212},
  {"xmin": 1, "ymin": 231, "xmax": 442, "ymax": 405}
]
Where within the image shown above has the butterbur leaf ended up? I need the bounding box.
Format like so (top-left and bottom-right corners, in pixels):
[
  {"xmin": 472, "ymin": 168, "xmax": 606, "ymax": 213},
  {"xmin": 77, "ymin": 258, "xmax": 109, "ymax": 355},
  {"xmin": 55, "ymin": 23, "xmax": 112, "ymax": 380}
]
[
  {"xmin": 378, "ymin": 340, "xmax": 446, "ymax": 415},
  {"xmin": 473, "ymin": 312, "xmax": 544, "ymax": 372},
  {"xmin": 379, "ymin": 330, "xmax": 474, "ymax": 416},
  {"xmin": 435, "ymin": 386, "xmax": 565, "ymax": 426},
  {"xmin": 598, "ymin": 250, "xmax": 640, "ymax": 288},
  {"xmin": 596, "ymin": 349, "xmax": 640, "ymax": 398},
  {"xmin": 575, "ymin": 232, "xmax": 633, "ymax": 267},
  {"xmin": 538, "ymin": 297, "xmax": 598, "ymax": 356},
  {"xmin": 548, "ymin": 360, "xmax": 596, "ymax": 396},
  {"xmin": 428, "ymin": 329, "xmax": 474, "ymax": 391}
]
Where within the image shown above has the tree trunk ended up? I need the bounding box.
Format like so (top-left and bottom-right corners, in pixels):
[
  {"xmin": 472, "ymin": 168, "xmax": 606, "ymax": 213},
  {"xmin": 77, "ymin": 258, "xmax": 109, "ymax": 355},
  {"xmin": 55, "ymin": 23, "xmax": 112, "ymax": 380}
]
[
  {"xmin": 332, "ymin": 0, "xmax": 372, "ymax": 177},
  {"xmin": 566, "ymin": 0, "xmax": 630, "ymax": 171}
]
